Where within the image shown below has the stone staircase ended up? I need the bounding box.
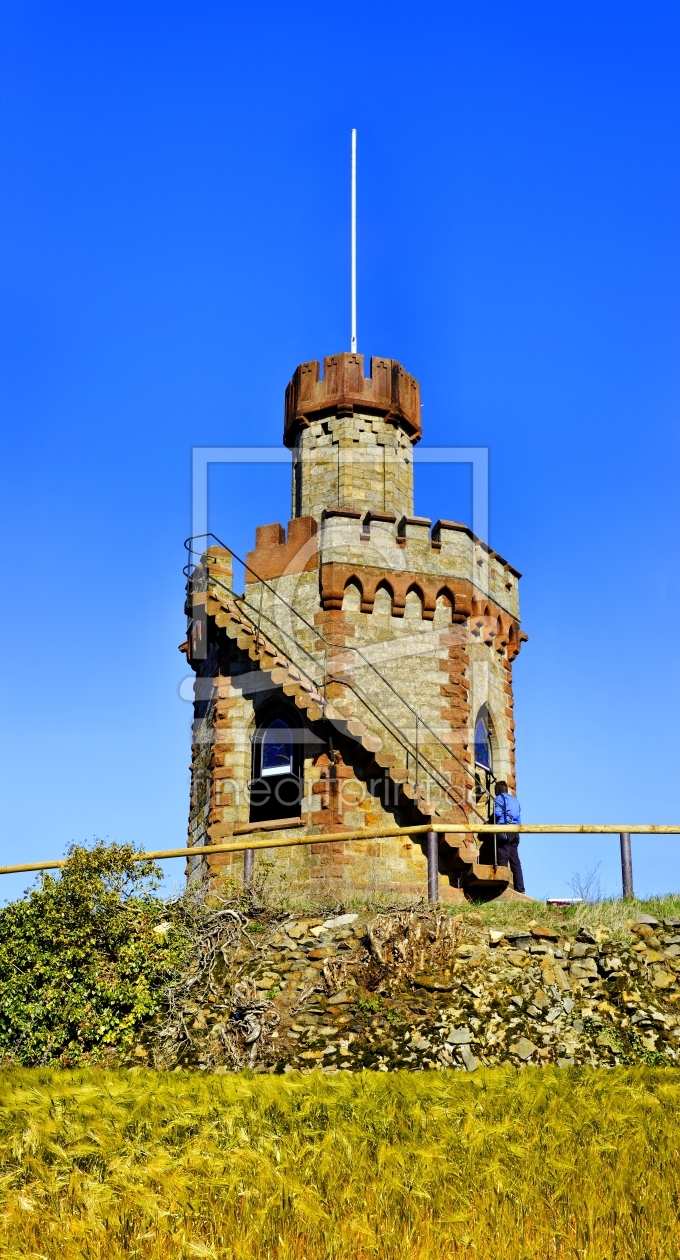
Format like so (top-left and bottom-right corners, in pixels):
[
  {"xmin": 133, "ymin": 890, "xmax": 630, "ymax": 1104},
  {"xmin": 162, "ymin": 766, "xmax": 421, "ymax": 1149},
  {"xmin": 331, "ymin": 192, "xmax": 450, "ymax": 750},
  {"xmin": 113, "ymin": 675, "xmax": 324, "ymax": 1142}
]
[{"xmin": 187, "ymin": 555, "xmax": 510, "ymax": 896}]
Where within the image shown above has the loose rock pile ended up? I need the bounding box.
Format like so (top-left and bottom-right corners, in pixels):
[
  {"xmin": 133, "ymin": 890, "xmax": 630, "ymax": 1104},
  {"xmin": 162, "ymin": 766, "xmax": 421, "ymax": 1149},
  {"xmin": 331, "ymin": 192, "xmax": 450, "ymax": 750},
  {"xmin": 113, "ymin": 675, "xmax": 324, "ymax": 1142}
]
[{"xmin": 134, "ymin": 909, "xmax": 680, "ymax": 1073}]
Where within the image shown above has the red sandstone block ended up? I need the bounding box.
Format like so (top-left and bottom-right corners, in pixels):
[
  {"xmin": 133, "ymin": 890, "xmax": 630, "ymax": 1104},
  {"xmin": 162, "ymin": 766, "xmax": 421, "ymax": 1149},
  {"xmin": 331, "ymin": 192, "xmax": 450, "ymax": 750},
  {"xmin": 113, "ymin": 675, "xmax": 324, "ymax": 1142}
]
[
  {"xmin": 314, "ymin": 609, "xmax": 350, "ymax": 624},
  {"xmin": 440, "ymin": 682, "xmax": 468, "ymax": 696},
  {"xmin": 255, "ymin": 522, "xmax": 285, "ymax": 548},
  {"xmin": 206, "ymin": 853, "xmax": 235, "ymax": 867},
  {"xmin": 209, "ymin": 824, "xmax": 237, "ymax": 840}
]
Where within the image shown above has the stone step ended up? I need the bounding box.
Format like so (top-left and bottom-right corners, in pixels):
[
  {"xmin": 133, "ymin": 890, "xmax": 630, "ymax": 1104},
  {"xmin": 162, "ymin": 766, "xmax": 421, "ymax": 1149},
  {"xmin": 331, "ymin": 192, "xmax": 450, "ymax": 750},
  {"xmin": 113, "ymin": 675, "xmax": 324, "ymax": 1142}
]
[
  {"xmin": 443, "ymin": 840, "xmax": 480, "ymax": 867},
  {"xmin": 371, "ymin": 752, "xmax": 396, "ymax": 769},
  {"xmin": 463, "ymin": 862, "xmax": 511, "ymax": 889},
  {"xmin": 270, "ymin": 666, "xmax": 291, "ymax": 685}
]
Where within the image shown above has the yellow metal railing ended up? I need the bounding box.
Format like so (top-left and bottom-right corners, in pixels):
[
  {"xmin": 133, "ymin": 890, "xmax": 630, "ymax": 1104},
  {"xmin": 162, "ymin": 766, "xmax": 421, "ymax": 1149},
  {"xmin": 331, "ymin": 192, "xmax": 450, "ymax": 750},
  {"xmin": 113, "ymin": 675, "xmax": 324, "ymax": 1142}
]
[{"xmin": 1, "ymin": 823, "xmax": 678, "ymax": 887}]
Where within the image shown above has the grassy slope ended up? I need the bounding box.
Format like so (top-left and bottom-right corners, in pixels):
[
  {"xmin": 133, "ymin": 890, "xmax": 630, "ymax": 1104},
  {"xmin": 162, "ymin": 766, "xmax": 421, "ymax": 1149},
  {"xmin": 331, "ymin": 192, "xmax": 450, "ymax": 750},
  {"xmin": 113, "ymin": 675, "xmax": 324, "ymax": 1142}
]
[
  {"xmin": 401, "ymin": 893, "xmax": 680, "ymax": 941},
  {"xmin": 1, "ymin": 1065, "xmax": 679, "ymax": 1259},
  {"xmin": 275, "ymin": 892, "xmax": 680, "ymax": 943}
]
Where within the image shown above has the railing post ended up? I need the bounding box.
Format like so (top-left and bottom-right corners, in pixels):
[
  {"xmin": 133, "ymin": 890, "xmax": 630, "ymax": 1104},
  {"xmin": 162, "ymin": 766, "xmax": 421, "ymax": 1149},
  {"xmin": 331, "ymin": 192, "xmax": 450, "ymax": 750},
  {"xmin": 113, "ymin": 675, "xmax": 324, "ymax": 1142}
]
[
  {"xmin": 620, "ymin": 832, "xmax": 634, "ymax": 899},
  {"xmin": 426, "ymin": 830, "xmax": 439, "ymax": 903},
  {"xmin": 244, "ymin": 848, "xmax": 254, "ymax": 888}
]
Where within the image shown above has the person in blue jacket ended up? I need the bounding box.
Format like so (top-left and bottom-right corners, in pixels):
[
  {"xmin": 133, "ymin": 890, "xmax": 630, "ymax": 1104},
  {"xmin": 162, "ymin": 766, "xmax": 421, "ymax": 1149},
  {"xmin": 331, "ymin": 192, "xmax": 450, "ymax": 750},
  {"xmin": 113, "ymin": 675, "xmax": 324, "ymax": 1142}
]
[{"xmin": 492, "ymin": 780, "xmax": 525, "ymax": 894}]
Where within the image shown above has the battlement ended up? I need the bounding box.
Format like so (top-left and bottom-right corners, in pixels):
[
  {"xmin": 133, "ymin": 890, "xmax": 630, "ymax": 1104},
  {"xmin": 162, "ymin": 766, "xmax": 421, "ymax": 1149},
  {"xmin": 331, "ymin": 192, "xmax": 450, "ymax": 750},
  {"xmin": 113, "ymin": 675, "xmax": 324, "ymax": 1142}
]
[
  {"xmin": 244, "ymin": 508, "xmax": 522, "ymax": 627},
  {"xmin": 284, "ymin": 353, "xmax": 421, "ymax": 448},
  {"xmin": 319, "ymin": 511, "xmax": 522, "ymax": 623}
]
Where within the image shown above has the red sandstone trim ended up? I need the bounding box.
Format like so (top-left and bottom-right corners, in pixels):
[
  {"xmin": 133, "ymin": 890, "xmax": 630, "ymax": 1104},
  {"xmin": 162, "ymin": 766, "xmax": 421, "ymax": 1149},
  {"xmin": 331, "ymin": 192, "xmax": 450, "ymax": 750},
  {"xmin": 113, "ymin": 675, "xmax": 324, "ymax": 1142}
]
[
  {"xmin": 245, "ymin": 516, "xmax": 318, "ymax": 583},
  {"xmin": 319, "ymin": 567, "xmax": 524, "ymax": 660},
  {"xmin": 284, "ymin": 353, "xmax": 422, "ymax": 447}
]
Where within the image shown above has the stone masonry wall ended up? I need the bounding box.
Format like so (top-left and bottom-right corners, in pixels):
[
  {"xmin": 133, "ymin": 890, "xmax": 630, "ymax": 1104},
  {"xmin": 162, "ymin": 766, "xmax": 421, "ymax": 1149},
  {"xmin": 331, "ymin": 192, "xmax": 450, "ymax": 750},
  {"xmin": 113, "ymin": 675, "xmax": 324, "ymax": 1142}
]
[
  {"xmin": 292, "ymin": 411, "xmax": 415, "ymax": 523},
  {"xmin": 186, "ymin": 587, "xmax": 469, "ymax": 901}
]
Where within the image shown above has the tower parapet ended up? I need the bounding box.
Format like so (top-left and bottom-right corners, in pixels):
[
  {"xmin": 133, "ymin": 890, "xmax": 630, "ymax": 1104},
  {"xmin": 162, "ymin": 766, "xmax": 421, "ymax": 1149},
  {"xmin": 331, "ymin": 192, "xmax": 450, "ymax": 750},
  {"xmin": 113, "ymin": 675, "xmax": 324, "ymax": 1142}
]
[{"xmin": 284, "ymin": 353, "xmax": 421, "ymax": 447}]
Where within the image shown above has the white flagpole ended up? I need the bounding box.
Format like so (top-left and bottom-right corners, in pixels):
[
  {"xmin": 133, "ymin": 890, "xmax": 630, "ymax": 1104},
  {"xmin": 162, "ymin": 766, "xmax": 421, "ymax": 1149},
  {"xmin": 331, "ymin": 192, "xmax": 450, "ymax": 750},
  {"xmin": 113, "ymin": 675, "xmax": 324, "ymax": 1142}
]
[{"xmin": 351, "ymin": 128, "xmax": 357, "ymax": 353}]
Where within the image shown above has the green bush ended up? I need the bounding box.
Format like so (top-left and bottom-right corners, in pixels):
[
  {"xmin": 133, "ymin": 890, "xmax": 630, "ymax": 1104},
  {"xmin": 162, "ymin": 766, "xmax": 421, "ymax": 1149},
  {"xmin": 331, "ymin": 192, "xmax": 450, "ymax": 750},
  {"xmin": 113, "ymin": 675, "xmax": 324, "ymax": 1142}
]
[{"xmin": 0, "ymin": 842, "xmax": 187, "ymax": 1065}]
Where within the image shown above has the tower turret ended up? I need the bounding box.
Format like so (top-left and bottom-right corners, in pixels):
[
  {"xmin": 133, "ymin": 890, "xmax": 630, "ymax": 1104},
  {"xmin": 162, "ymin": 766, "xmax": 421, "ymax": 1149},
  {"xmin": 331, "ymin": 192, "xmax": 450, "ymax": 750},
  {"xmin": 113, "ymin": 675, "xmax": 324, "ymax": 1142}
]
[{"xmin": 285, "ymin": 352, "xmax": 421, "ymax": 522}]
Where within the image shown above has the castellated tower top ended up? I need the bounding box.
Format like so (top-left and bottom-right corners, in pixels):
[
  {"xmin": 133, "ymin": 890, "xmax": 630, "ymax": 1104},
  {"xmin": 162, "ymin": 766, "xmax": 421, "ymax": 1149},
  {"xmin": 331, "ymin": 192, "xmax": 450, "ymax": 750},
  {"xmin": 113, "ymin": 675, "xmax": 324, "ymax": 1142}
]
[
  {"xmin": 286, "ymin": 353, "xmax": 422, "ymax": 522},
  {"xmin": 284, "ymin": 352, "xmax": 421, "ymax": 447}
]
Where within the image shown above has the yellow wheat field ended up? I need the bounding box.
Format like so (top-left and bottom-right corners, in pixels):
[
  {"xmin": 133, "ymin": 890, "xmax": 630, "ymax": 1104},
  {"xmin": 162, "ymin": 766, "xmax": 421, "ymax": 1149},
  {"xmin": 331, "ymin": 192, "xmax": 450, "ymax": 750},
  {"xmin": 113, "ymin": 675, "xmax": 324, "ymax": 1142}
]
[{"xmin": 0, "ymin": 1066, "xmax": 678, "ymax": 1258}]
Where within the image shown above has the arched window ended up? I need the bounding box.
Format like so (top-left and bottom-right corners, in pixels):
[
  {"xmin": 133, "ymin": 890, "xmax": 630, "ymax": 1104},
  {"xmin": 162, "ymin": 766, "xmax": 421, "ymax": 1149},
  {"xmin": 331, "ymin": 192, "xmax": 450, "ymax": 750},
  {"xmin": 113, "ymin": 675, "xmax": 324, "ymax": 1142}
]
[
  {"xmin": 474, "ymin": 707, "xmax": 492, "ymax": 770},
  {"xmin": 260, "ymin": 717, "xmax": 293, "ymax": 776},
  {"xmin": 473, "ymin": 706, "xmax": 495, "ymax": 821},
  {"xmin": 250, "ymin": 711, "xmax": 303, "ymax": 823}
]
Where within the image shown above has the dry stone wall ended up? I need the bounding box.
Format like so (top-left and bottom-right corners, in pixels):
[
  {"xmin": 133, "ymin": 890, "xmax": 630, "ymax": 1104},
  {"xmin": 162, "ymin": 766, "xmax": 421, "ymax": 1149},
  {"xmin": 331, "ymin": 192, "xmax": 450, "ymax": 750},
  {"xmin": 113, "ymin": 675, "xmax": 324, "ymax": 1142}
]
[{"xmin": 134, "ymin": 909, "xmax": 680, "ymax": 1074}]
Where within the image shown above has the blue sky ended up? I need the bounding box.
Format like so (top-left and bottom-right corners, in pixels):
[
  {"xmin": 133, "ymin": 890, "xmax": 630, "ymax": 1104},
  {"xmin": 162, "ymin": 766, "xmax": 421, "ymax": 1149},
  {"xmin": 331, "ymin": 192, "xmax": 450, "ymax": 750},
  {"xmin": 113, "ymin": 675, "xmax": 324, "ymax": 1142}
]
[{"xmin": 0, "ymin": 0, "xmax": 678, "ymax": 902}]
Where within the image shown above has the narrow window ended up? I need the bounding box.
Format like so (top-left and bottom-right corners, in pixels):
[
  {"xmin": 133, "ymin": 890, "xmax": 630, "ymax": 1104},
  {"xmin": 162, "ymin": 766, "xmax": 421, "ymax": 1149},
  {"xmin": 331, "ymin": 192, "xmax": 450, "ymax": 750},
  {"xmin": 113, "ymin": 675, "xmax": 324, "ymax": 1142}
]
[
  {"xmin": 474, "ymin": 709, "xmax": 492, "ymax": 770},
  {"xmin": 473, "ymin": 706, "xmax": 494, "ymax": 821}
]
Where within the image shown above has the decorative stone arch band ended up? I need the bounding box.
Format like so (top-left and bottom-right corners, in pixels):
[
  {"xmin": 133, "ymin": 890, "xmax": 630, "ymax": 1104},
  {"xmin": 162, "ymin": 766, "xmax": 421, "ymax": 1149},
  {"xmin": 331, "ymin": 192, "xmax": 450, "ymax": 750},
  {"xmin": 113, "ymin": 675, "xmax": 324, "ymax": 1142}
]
[{"xmin": 321, "ymin": 562, "xmax": 524, "ymax": 660}]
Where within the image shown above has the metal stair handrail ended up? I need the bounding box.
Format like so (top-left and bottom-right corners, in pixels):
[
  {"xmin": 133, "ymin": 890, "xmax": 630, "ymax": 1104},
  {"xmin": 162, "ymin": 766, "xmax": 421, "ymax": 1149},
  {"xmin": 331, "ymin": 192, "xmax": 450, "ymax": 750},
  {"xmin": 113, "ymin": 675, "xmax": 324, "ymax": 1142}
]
[
  {"xmin": 187, "ymin": 555, "xmax": 476, "ymax": 820},
  {"xmin": 185, "ymin": 533, "xmax": 497, "ymax": 822}
]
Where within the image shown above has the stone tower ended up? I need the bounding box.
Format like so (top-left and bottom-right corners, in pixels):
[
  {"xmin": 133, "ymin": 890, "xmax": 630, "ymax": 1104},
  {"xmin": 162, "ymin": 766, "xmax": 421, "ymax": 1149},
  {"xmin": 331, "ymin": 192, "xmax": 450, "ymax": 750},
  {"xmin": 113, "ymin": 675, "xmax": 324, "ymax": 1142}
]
[{"xmin": 182, "ymin": 353, "xmax": 527, "ymax": 902}]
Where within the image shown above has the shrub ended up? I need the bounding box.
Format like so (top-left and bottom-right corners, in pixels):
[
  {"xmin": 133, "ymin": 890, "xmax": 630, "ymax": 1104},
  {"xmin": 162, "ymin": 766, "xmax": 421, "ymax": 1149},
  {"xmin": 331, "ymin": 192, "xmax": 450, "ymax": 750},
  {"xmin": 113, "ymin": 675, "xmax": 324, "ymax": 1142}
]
[{"xmin": 0, "ymin": 842, "xmax": 187, "ymax": 1065}]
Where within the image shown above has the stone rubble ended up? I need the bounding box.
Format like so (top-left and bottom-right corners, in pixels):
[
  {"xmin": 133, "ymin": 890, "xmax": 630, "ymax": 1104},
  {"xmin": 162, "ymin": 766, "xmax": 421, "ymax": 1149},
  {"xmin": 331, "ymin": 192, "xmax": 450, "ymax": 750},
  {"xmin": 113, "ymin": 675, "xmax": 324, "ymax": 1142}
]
[{"xmin": 133, "ymin": 909, "xmax": 680, "ymax": 1074}]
